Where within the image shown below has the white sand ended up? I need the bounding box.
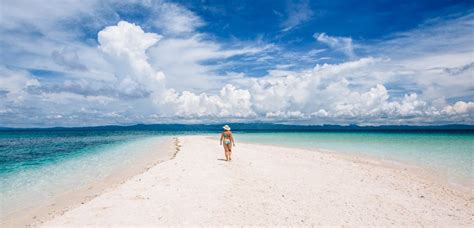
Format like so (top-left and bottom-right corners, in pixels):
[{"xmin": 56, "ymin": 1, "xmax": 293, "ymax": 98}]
[{"xmin": 40, "ymin": 135, "xmax": 472, "ymax": 226}]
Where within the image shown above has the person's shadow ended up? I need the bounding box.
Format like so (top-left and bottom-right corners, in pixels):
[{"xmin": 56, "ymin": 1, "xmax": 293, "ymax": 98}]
[{"xmin": 216, "ymin": 158, "xmax": 227, "ymax": 161}]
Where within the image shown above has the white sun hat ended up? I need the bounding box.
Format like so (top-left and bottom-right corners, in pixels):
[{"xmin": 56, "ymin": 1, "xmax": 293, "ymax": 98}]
[{"xmin": 222, "ymin": 125, "xmax": 231, "ymax": 130}]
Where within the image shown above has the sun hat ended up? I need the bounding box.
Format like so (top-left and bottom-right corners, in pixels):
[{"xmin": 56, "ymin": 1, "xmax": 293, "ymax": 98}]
[{"xmin": 223, "ymin": 125, "xmax": 231, "ymax": 130}]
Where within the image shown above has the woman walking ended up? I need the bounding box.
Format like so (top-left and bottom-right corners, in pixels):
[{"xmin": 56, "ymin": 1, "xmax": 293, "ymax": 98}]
[{"xmin": 220, "ymin": 125, "xmax": 235, "ymax": 161}]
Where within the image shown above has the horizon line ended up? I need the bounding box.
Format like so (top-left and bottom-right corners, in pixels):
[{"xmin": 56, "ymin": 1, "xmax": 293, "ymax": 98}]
[{"xmin": 1, "ymin": 123, "xmax": 473, "ymax": 130}]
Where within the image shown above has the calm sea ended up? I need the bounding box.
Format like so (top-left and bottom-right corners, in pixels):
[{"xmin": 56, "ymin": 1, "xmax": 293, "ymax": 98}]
[
  {"xmin": 0, "ymin": 127, "xmax": 472, "ymax": 217},
  {"xmin": 0, "ymin": 130, "xmax": 182, "ymax": 217}
]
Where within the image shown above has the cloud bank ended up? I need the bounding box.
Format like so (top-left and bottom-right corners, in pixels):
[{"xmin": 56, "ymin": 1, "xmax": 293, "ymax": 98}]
[{"xmin": 0, "ymin": 1, "xmax": 472, "ymax": 127}]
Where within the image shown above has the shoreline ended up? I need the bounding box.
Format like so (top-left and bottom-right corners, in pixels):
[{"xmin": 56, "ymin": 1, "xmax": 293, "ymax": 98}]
[
  {"xmin": 3, "ymin": 135, "xmax": 472, "ymax": 226},
  {"xmin": 233, "ymin": 132, "xmax": 473, "ymax": 186},
  {"xmin": 40, "ymin": 135, "xmax": 472, "ymax": 226},
  {"xmin": 1, "ymin": 137, "xmax": 179, "ymax": 227},
  {"xmin": 230, "ymin": 136, "xmax": 474, "ymax": 193}
]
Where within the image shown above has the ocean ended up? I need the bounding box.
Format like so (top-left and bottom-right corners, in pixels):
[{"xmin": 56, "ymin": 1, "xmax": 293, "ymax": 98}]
[
  {"xmin": 0, "ymin": 130, "xmax": 179, "ymax": 218},
  {"xmin": 0, "ymin": 125, "xmax": 473, "ymax": 218}
]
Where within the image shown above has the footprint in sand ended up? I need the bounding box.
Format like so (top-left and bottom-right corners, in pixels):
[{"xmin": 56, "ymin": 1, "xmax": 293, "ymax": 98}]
[{"xmin": 132, "ymin": 195, "xmax": 146, "ymax": 200}]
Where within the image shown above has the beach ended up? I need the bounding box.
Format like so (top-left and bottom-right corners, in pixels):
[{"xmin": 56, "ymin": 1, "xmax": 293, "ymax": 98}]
[
  {"xmin": 3, "ymin": 0, "xmax": 473, "ymax": 226},
  {"xmin": 1, "ymin": 136, "xmax": 177, "ymax": 227},
  {"xmin": 20, "ymin": 135, "xmax": 469, "ymax": 226}
]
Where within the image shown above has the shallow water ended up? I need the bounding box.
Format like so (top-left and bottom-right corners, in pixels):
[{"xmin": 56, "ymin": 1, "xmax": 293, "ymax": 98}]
[
  {"xmin": 236, "ymin": 132, "xmax": 474, "ymax": 184},
  {"xmin": 1, "ymin": 129, "xmax": 472, "ymax": 217},
  {"xmin": 0, "ymin": 130, "xmax": 174, "ymax": 217}
]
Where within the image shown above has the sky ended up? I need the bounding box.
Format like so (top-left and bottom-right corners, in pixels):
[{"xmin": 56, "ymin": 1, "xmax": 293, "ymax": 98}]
[{"xmin": 0, "ymin": 0, "xmax": 473, "ymax": 127}]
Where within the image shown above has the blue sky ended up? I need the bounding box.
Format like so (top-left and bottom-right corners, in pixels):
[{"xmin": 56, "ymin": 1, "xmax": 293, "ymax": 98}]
[
  {"xmin": 191, "ymin": 0, "xmax": 468, "ymax": 40},
  {"xmin": 0, "ymin": 0, "xmax": 473, "ymax": 127}
]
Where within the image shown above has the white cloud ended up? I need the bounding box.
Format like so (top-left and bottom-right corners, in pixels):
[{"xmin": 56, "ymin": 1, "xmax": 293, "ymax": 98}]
[
  {"xmin": 266, "ymin": 111, "xmax": 307, "ymax": 119},
  {"xmin": 371, "ymin": 13, "xmax": 474, "ymax": 60},
  {"xmin": 0, "ymin": 0, "xmax": 117, "ymax": 78},
  {"xmin": 51, "ymin": 47, "xmax": 88, "ymax": 71},
  {"xmin": 0, "ymin": 0, "xmax": 96, "ymax": 30},
  {"xmin": 363, "ymin": 13, "xmax": 474, "ymax": 104},
  {"xmin": 313, "ymin": 57, "xmax": 380, "ymax": 76},
  {"xmin": 314, "ymin": 33, "xmax": 355, "ymax": 58},
  {"xmin": 98, "ymin": 21, "xmax": 162, "ymax": 59},
  {"xmin": 238, "ymin": 60, "xmax": 437, "ymax": 121},
  {"xmin": 0, "ymin": 67, "xmax": 40, "ymax": 104},
  {"xmin": 442, "ymin": 101, "xmax": 474, "ymax": 115},
  {"xmin": 148, "ymin": 1, "xmax": 204, "ymax": 34},
  {"xmin": 161, "ymin": 84, "xmax": 255, "ymax": 118},
  {"xmin": 98, "ymin": 21, "xmax": 165, "ymax": 99},
  {"xmin": 0, "ymin": 1, "xmax": 472, "ymax": 127},
  {"xmin": 147, "ymin": 34, "xmax": 271, "ymax": 90},
  {"xmin": 281, "ymin": 0, "xmax": 313, "ymax": 32}
]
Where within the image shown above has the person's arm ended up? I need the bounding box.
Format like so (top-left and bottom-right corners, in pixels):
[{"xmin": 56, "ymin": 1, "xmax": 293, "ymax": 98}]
[
  {"xmin": 230, "ymin": 132, "xmax": 235, "ymax": 146},
  {"xmin": 220, "ymin": 133, "xmax": 223, "ymax": 145}
]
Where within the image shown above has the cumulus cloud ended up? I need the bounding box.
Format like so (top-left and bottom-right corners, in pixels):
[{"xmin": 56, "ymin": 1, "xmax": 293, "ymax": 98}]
[
  {"xmin": 91, "ymin": 22, "xmax": 448, "ymax": 124},
  {"xmin": 151, "ymin": 56, "xmax": 472, "ymax": 124},
  {"xmin": 314, "ymin": 33, "xmax": 355, "ymax": 58},
  {"xmin": 98, "ymin": 21, "xmax": 162, "ymax": 58},
  {"xmin": 98, "ymin": 21, "xmax": 165, "ymax": 99},
  {"xmin": 442, "ymin": 101, "xmax": 474, "ymax": 115},
  {"xmin": 95, "ymin": 21, "xmax": 261, "ymax": 121},
  {"xmin": 0, "ymin": 1, "xmax": 275, "ymax": 127},
  {"xmin": 0, "ymin": 1, "xmax": 473, "ymax": 127},
  {"xmin": 237, "ymin": 59, "xmax": 439, "ymax": 122},
  {"xmin": 161, "ymin": 84, "xmax": 255, "ymax": 118}
]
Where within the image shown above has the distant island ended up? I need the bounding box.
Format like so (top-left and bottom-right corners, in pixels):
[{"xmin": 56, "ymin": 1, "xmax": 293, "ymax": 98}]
[{"xmin": 1, "ymin": 123, "xmax": 473, "ymax": 132}]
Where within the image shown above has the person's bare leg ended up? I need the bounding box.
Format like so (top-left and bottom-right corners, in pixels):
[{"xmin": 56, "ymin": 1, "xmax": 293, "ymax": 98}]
[
  {"xmin": 228, "ymin": 145, "xmax": 232, "ymax": 161},
  {"xmin": 224, "ymin": 145, "xmax": 229, "ymax": 161}
]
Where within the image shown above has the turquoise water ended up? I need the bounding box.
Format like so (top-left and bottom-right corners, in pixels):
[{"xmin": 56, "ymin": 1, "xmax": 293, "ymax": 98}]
[
  {"xmin": 236, "ymin": 132, "xmax": 474, "ymax": 184},
  {"xmin": 1, "ymin": 129, "xmax": 472, "ymax": 218},
  {"xmin": 0, "ymin": 130, "xmax": 175, "ymax": 217}
]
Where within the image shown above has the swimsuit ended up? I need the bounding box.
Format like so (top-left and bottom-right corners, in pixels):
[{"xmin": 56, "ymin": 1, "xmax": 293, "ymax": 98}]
[{"xmin": 223, "ymin": 132, "xmax": 232, "ymax": 145}]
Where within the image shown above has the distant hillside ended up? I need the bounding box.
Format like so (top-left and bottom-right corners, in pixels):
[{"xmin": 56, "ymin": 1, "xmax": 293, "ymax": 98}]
[{"xmin": 1, "ymin": 123, "xmax": 473, "ymax": 132}]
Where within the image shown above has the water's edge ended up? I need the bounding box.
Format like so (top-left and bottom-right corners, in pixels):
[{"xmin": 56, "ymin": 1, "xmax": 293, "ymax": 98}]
[
  {"xmin": 228, "ymin": 136, "xmax": 474, "ymax": 193},
  {"xmin": 234, "ymin": 132, "xmax": 473, "ymax": 185},
  {"xmin": 1, "ymin": 136, "xmax": 178, "ymax": 227},
  {"xmin": 1, "ymin": 132, "xmax": 472, "ymax": 226}
]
